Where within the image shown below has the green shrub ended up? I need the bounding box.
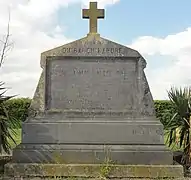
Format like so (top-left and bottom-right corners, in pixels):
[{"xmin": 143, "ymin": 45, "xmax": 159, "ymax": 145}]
[
  {"xmin": 1, "ymin": 98, "xmax": 176, "ymax": 129},
  {"xmin": 0, "ymin": 82, "xmax": 19, "ymax": 153},
  {"xmin": 154, "ymin": 100, "xmax": 176, "ymax": 127},
  {"xmin": 3, "ymin": 98, "xmax": 31, "ymax": 127}
]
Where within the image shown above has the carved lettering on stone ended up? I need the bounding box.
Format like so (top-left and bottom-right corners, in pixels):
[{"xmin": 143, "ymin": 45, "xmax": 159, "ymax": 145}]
[
  {"xmin": 46, "ymin": 58, "xmax": 137, "ymax": 111},
  {"xmin": 61, "ymin": 47, "xmax": 123, "ymax": 55}
]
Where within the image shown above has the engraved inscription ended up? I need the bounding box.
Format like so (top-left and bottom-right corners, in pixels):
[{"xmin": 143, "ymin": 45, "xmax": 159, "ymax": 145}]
[
  {"xmin": 73, "ymin": 68, "xmax": 89, "ymax": 75},
  {"xmin": 96, "ymin": 69, "xmax": 111, "ymax": 76},
  {"xmin": 132, "ymin": 127, "xmax": 163, "ymax": 136},
  {"xmin": 156, "ymin": 129, "xmax": 163, "ymax": 135},
  {"xmin": 51, "ymin": 67, "xmax": 132, "ymax": 77},
  {"xmin": 62, "ymin": 47, "xmax": 123, "ymax": 55},
  {"xmin": 132, "ymin": 127, "xmax": 145, "ymax": 135},
  {"xmin": 46, "ymin": 58, "xmax": 137, "ymax": 111}
]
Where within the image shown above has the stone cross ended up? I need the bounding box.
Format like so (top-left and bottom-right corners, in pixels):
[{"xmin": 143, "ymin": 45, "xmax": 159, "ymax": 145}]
[{"xmin": 82, "ymin": 2, "xmax": 105, "ymax": 34}]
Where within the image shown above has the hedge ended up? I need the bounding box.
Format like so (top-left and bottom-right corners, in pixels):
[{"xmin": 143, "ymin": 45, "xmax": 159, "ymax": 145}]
[
  {"xmin": 2, "ymin": 98, "xmax": 176, "ymax": 128},
  {"xmin": 3, "ymin": 98, "xmax": 31, "ymax": 128},
  {"xmin": 154, "ymin": 100, "xmax": 176, "ymax": 127}
]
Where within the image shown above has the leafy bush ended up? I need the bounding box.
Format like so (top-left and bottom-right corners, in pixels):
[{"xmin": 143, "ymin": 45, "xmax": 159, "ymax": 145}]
[
  {"xmin": 3, "ymin": 98, "xmax": 31, "ymax": 127},
  {"xmin": 154, "ymin": 100, "xmax": 176, "ymax": 127}
]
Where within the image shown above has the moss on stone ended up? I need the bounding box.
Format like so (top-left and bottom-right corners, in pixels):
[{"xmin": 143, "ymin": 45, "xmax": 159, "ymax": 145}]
[
  {"xmin": 0, "ymin": 155, "xmax": 12, "ymax": 174},
  {"xmin": 4, "ymin": 163, "xmax": 184, "ymax": 179}
]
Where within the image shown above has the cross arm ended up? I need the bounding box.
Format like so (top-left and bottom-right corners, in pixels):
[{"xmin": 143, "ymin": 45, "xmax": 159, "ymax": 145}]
[
  {"xmin": 97, "ymin": 9, "xmax": 104, "ymax": 18},
  {"xmin": 82, "ymin": 9, "xmax": 89, "ymax": 18}
]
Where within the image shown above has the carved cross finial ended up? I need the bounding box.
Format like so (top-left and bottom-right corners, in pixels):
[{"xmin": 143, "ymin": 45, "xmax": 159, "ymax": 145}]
[{"xmin": 82, "ymin": 2, "xmax": 105, "ymax": 34}]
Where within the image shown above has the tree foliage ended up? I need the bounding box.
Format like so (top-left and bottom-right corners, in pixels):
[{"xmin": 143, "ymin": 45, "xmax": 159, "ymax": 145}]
[
  {"xmin": 165, "ymin": 87, "xmax": 191, "ymax": 168},
  {"xmin": 0, "ymin": 83, "xmax": 19, "ymax": 154}
]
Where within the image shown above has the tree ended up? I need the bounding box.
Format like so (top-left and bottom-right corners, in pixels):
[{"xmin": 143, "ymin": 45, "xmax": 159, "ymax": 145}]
[
  {"xmin": 0, "ymin": 11, "xmax": 18, "ymax": 154},
  {"xmin": 0, "ymin": 10, "xmax": 13, "ymax": 68},
  {"xmin": 165, "ymin": 87, "xmax": 191, "ymax": 171}
]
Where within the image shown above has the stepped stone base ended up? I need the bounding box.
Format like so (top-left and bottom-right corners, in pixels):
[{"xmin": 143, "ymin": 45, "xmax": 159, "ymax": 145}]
[
  {"xmin": 12, "ymin": 144, "xmax": 173, "ymax": 165},
  {"xmin": 4, "ymin": 163, "xmax": 184, "ymax": 179},
  {"xmin": 12, "ymin": 117, "xmax": 174, "ymax": 165}
]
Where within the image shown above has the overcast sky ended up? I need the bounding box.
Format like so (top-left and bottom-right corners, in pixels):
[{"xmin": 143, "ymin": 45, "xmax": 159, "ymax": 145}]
[{"xmin": 0, "ymin": 0, "xmax": 191, "ymax": 100}]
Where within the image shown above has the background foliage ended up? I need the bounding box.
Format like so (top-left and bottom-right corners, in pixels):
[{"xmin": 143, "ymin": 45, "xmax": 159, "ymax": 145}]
[
  {"xmin": 154, "ymin": 100, "xmax": 176, "ymax": 127},
  {"xmin": 1, "ymin": 98, "xmax": 176, "ymax": 128},
  {"xmin": 3, "ymin": 98, "xmax": 31, "ymax": 127}
]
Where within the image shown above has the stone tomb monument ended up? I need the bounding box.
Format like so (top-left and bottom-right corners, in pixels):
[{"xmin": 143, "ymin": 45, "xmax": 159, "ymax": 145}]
[{"xmin": 5, "ymin": 2, "xmax": 183, "ymax": 179}]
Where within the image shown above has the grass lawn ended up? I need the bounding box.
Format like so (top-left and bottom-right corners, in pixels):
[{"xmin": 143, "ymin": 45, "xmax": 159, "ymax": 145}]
[{"xmin": 8, "ymin": 128, "xmax": 182, "ymax": 151}]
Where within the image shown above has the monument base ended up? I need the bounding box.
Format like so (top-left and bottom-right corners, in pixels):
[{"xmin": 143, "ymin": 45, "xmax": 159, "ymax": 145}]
[
  {"xmin": 4, "ymin": 163, "xmax": 184, "ymax": 179},
  {"xmin": 12, "ymin": 144, "xmax": 173, "ymax": 165},
  {"xmin": 12, "ymin": 115, "xmax": 174, "ymax": 165}
]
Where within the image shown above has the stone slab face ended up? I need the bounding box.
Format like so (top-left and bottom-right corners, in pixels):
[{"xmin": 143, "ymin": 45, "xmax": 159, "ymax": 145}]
[
  {"xmin": 10, "ymin": 34, "xmax": 174, "ymax": 165},
  {"xmin": 29, "ymin": 35, "xmax": 155, "ymax": 116},
  {"xmin": 46, "ymin": 57, "xmax": 138, "ymax": 112},
  {"xmin": 22, "ymin": 122, "xmax": 164, "ymax": 144}
]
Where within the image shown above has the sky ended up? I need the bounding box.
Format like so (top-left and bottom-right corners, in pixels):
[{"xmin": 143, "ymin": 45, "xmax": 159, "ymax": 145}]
[{"xmin": 0, "ymin": 0, "xmax": 191, "ymax": 100}]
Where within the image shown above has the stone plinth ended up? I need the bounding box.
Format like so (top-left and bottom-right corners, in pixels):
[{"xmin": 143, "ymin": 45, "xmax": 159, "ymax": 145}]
[{"xmin": 4, "ymin": 163, "xmax": 184, "ymax": 179}]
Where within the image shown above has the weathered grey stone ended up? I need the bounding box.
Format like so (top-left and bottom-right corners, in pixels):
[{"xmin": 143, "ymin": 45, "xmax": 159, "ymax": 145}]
[
  {"xmin": 12, "ymin": 33, "xmax": 171, "ymax": 165},
  {"xmin": 28, "ymin": 36, "xmax": 154, "ymax": 116},
  {"xmin": 5, "ymin": 1, "xmax": 184, "ymax": 178},
  {"xmin": 12, "ymin": 144, "xmax": 172, "ymax": 165},
  {"xmin": 29, "ymin": 34, "xmax": 154, "ymax": 117},
  {"xmin": 4, "ymin": 164, "xmax": 184, "ymax": 179},
  {"xmin": 46, "ymin": 57, "xmax": 138, "ymax": 112},
  {"xmin": 21, "ymin": 121, "xmax": 164, "ymax": 144}
]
